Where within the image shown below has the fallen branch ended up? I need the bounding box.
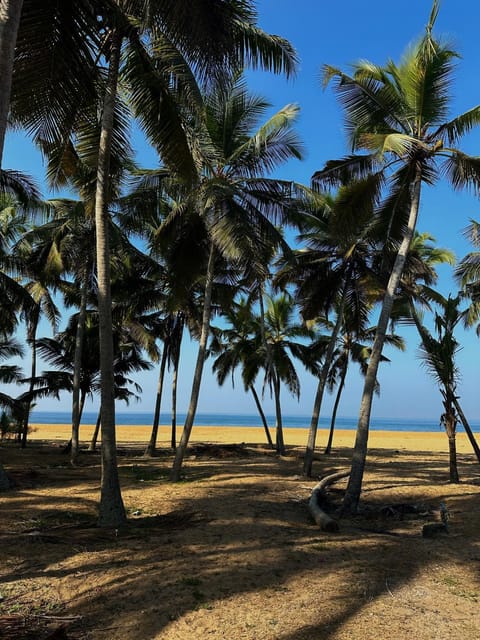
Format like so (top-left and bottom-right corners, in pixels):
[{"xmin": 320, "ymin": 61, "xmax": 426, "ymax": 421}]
[{"xmin": 308, "ymin": 470, "xmax": 350, "ymax": 531}]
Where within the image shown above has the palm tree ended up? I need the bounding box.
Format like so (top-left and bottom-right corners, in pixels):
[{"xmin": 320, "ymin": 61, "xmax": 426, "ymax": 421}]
[
  {"xmin": 316, "ymin": 1, "xmax": 480, "ymax": 512},
  {"xmin": 210, "ymin": 297, "xmax": 274, "ymax": 448},
  {"xmin": 0, "ymin": 333, "xmax": 24, "ymax": 490},
  {"xmin": 275, "ymin": 178, "xmax": 382, "ymax": 475},
  {"xmin": 4, "ymin": 0, "xmax": 298, "ymax": 525},
  {"xmin": 413, "ymin": 295, "xmax": 467, "ymax": 482},
  {"xmin": 168, "ymin": 75, "xmax": 304, "ymax": 479},
  {"xmin": 261, "ymin": 292, "xmax": 320, "ymax": 454}
]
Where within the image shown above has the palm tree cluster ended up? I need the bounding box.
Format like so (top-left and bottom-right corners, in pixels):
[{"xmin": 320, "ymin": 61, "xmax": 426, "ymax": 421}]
[{"xmin": 1, "ymin": 0, "xmax": 480, "ymax": 523}]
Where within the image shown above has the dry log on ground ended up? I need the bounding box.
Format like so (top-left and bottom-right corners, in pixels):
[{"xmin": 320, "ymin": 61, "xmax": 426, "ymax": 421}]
[{"xmin": 308, "ymin": 470, "xmax": 350, "ymax": 531}]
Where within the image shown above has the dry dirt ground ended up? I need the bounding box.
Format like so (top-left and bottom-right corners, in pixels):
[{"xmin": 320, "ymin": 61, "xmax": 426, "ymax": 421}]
[{"xmin": 0, "ymin": 440, "xmax": 479, "ymax": 640}]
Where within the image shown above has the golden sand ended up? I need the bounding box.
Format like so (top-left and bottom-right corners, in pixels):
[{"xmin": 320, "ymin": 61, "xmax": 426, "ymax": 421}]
[{"xmin": 27, "ymin": 422, "xmax": 474, "ymax": 453}]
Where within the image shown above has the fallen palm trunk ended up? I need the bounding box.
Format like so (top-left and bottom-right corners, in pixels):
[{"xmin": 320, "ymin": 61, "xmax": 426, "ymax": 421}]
[{"xmin": 308, "ymin": 470, "xmax": 350, "ymax": 531}]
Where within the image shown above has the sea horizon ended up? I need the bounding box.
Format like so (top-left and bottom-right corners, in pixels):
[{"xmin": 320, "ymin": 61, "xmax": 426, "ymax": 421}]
[{"xmin": 30, "ymin": 410, "xmax": 480, "ymax": 433}]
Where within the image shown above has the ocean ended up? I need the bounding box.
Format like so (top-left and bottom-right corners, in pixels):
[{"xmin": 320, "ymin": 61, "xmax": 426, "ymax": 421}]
[{"xmin": 30, "ymin": 411, "xmax": 480, "ymax": 433}]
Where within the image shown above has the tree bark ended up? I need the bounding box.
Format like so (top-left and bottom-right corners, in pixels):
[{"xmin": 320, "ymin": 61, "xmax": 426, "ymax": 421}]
[
  {"xmin": 309, "ymin": 470, "xmax": 349, "ymax": 531},
  {"xmin": 170, "ymin": 325, "xmax": 182, "ymax": 451},
  {"xmin": 324, "ymin": 360, "xmax": 347, "ymax": 455},
  {"xmin": 304, "ymin": 288, "xmax": 348, "ymax": 475},
  {"xmin": 249, "ymin": 384, "xmax": 274, "ymax": 448},
  {"xmin": 71, "ymin": 274, "xmax": 88, "ymax": 463},
  {"xmin": 21, "ymin": 312, "xmax": 38, "ymax": 448},
  {"xmin": 95, "ymin": 28, "xmax": 126, "ymax": 527},
  {"xmin": 453, "ymin": 397, "xmax": 480, "ymax": 464},
  {"xmin": 88, "ymin": 410, "xmax": 101, "ymax": 452},
  {"xmin": 145, "ymin": 346, "xmax": 167, "ymax": 456},
  {"xmin": 342, "ymin": 164, "xmax": 423, "ymax": 514},
  {"xmin": 0, "ymin": 0, "xmax": 23, "ymax": 167},
  {"xmin": 170, "ymin": 243, "xmax": 215, "ymax": 481},
  {"xmin": 447, "ymin": 435, "xmax": 459, "ymax": 483},
  {"xmin": 273, "ymin": 374, "xmax": 285, "ymax": 455}
]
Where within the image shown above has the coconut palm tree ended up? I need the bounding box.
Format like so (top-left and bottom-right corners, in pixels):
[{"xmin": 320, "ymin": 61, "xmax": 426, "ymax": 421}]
[
  {"xmin": 166, "ymin": 75, "xmax": 305, "ymax": 478},
  {"xmin": 210, "ymin": 297, "xmax": 275, "ymax": 448},
  {"xmin": 275, "ymin": 177, "xmax": 383, "ymax": 475},
  {"xmin": 413, "ymin": 295, "xmax": 467, "ymax": 481},
  {"xmin": 315, "ymin": 1, "xmax": 480, "ymax": 512}
]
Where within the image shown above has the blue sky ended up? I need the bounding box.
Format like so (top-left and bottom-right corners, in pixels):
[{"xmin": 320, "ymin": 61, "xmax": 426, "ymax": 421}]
[{"xmin": 4, "ymin": 0, "xmax": 480, "ymax": 422}]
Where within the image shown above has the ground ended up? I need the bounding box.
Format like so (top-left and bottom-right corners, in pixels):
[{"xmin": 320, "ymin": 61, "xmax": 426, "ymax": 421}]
[{"xmin": 0, "ymin": 438, "xmax": 479, "ymax": 639}]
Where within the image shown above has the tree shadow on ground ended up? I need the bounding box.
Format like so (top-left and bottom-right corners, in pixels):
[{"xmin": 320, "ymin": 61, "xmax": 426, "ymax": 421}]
[{"xmin": 0, "ymin": 440, "xmax": 479, "ymax": 640}]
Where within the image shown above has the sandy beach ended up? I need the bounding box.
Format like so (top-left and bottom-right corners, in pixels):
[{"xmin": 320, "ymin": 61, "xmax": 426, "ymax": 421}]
[{"xmin": 28, "ymin": 422, "xmax": 475, "ymax": 453}]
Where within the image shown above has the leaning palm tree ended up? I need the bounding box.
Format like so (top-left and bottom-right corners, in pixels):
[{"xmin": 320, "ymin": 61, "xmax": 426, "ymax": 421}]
[{"xmin": 316, "ymin": 1, "xmax": 480, "ymax": 512}]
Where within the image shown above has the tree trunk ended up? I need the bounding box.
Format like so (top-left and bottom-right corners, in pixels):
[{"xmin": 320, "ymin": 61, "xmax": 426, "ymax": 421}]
[
  {"xmin": 0, "ymin": 0, "xmax": 24, "ymax": 167},
  {"xmin": 71, "ymin": 274, "xmax": 88, "ymax": 463},
  {"xmin": 89, "ymin": 410, "xmax": 101, "ymax": 452},
  {"xmin": 273, "ymin": 374, "xmax": 285, "ymax": 455},
  {"xmin": 145, "ymin": 346, "xmax": 168, "ymax": 456},
  {"xmin": 304, "ymin": 288, "xmax": 348, "ymax": 475},
  {"xmin": 324, "ymin": 360, "xmax": 347, "ymax": 455},
  {"xmin": 342, "ymin": 164, "xmax": 423, "ymax": 514},
  {"xmin": 170, "ymin": 243, "xmax": 215, "ymax": 481},
  {"xmin": 447, "ymin": 435, "xmax": 459, "ymax": 483},
  {"xmin": 308, "ymin": 470, "xmax": 349, "ymax": 531},
  {"xmin": 170, "ymin": 323, "xmax": 183, "ymax": 451},
  {"xmin": 21, "ymin": 312, "xmax": 38, "ymax": 448},
  {"xmin": 249, "ymin": 384, "xmax": 274, "ymax": 448},
  {"xmin": 95, "ymin": 29, "xmax": 126, "ymax": 527},
  {"xmin": 0, "ymin": 462, "xmax": 11, "ymax": 490},
  {"xmin": 453, "ymin": 397, "xmax": 480, "ymax": 464}
]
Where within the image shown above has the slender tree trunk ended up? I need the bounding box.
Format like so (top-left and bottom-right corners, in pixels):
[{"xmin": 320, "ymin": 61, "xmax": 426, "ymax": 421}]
[
  {"xmin": 342, "ymin": 164, "xmax": 423, "ymax": 514},
  {"xmin": 304, "ymin": 287, "xmax": 348, "ymax": 475},
  {"xmin": 453, "ymin": 397, "xmax": 480, "ymax": 464},
  {"xmin": 89, "ymin": 410, "xmax": 101, "ymax": 452},
  {"xmin": 249, "ymin": 384, "xmax": 274, "ymax": 448},
  {"xmin": 145, "ymin": 346, "xmax": 168, "ymax": 456},
  {"xmin": 273, "ymin": 375, "xmax": 285, "ymax": 455},
  {"xmin": 0, "ymin": 0, "xmax": 23, "ymax": 167},
  {"xmin": 447, "ymin": 434, "xmax": 459, "ymax": 483},
  {"xmin": 71, "ymin": 274, "xmax": 88, "ymax": 463},
  {"xmin": 21, "ymin": 314, "xmax": 38, "ymax": 448},
  {"xmin": 0, "ymin": 463, "xmax": 11, "ymax": 490},
  {"xmin": 170, "ymin": 324, "xmax": 183, "ymax": 451},
  {"xmin": 170, "ymin": 243, "xmax": 215, "ymax": 481},
  {"xmin": 324, "ymin": 360, "xmax": 348, "ymax": 455},
  {"xmin": 95, "ymin": 29, "xmax": 126, "ymax": 527}
]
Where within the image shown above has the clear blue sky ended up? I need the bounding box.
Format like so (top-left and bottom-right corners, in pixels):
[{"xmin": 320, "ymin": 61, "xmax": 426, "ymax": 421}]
[{"xmin": 4, "ymin": 0, "xmax": 480, "ymax": 422}]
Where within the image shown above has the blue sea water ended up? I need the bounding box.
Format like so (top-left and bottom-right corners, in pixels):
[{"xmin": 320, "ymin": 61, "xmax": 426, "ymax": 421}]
[{"xmin": 30, "ymin": 411, "xmax": 480, "ymax": 433}]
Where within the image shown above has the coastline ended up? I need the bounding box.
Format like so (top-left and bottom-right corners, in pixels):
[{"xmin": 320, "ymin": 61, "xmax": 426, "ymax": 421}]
[{"xmin": 28, "ymin": 423, "xmax": 475, "ymax": 453}]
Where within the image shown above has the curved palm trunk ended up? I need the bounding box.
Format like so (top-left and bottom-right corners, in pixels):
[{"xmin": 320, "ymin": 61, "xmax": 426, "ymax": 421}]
[
  {"xmin": 0, "ymin": 0, "xmax": 23, "ymax": 166},
  {"xmin": 273, "ymin": 374, "xmax": 285, "ymax": 455},
  {"xmin": 249, "ymin": 384, "xmax": 274, "ymax": 448},
  {"xmin": 95, "ymin": 29, "xmax": 126, "ymax": 527},
  {"xmin": 21, "ymin": 312, "xmax": 39, "ymax": 448},
  {"xmin": 170, "ymin": 243, "xmax": 215, "ymax": 481},
  {"xmin": 89, "ymin": 409, "xmax": 101, "ymax": 452},
  {"xmin": 342, "ymin": 165, "xmax": 423, "ymax": 514},
  {"xmin": 324, "ymin": 359, "xmax": 348, "ymax": 455},
  {"xmin": 145, "ymin": 346, "xmax": 168, "ymax": 456},
  {"xmin": 304, "ymin": 285, "xmax": 348, "ymax": 475},
  {"xmin": 71, "ymin": 274, "xmax": 88, "ymax": 463},
  {"xmin": 452, "ymin": 397, "xmax": 480, "ymax": 464}
]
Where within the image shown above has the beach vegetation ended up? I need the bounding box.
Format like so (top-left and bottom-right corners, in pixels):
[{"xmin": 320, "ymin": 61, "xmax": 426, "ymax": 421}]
[{"xmin": 316, "ymin": 0, "xmax": 480, "ymax": 512}]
